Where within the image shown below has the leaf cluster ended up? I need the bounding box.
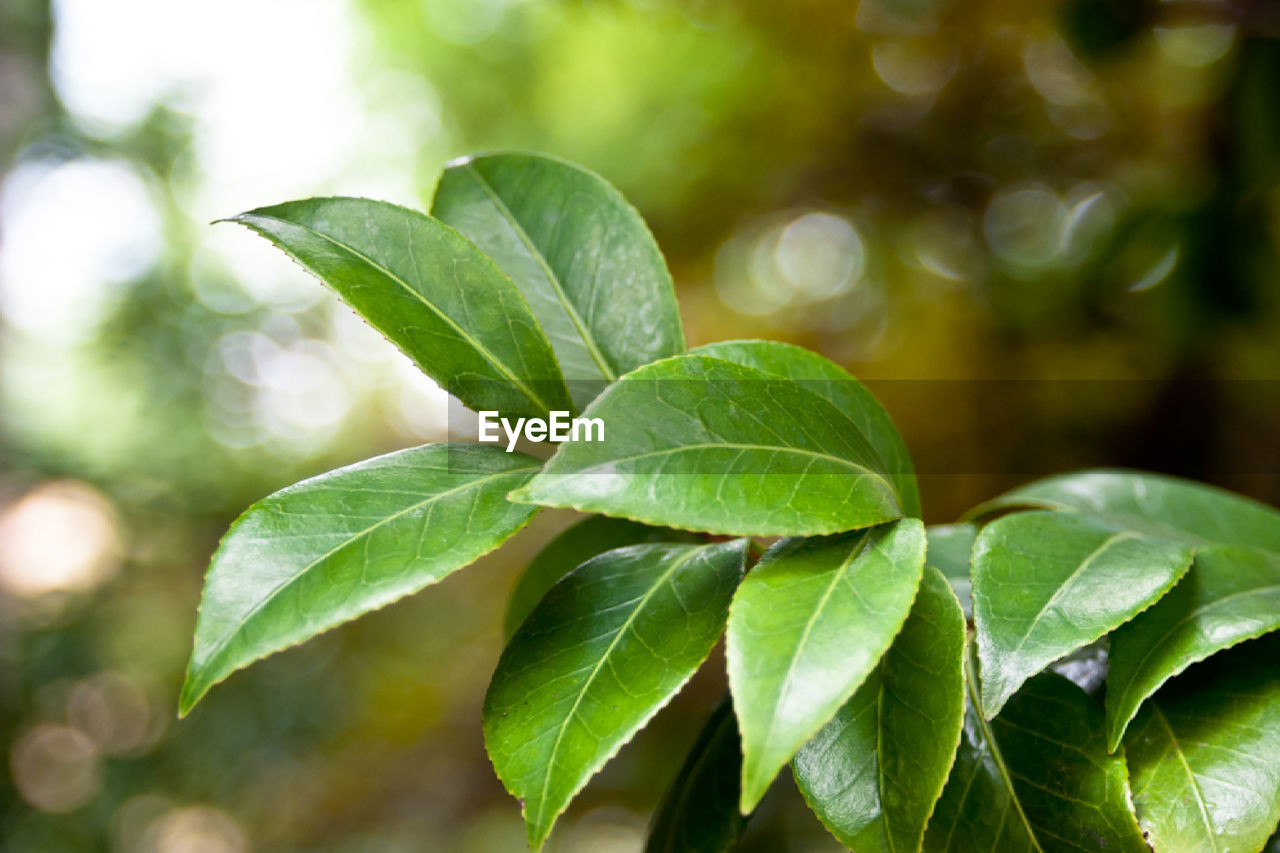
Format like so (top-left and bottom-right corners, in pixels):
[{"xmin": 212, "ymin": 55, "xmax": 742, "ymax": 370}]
[{"xmin": 183, "ymin": 152, "xmax": 1280, "ymax": 852}]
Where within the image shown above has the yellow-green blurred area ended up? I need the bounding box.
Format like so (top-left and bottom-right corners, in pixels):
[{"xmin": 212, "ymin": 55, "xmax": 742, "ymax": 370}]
[{"xmin": 2, "ymin": 0, "xmax": 1279, "ymax": 850}]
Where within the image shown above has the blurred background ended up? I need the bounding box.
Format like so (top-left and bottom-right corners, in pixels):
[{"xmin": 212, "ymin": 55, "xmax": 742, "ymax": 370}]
[{"xmin": 1, "ymin": 0, "xmax": 1278, "ymax": 850}]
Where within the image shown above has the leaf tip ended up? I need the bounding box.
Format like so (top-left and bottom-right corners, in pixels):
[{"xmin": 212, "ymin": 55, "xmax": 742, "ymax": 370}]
[
  {"xmin": 737, "ymin": 767, "xmax": 770, "ymax": 816},
  {"xmin": 505, "ymin": 484, "xmax": 538, "ymax": 505},
  {"xmin": 176, "ymin": 676, "xmax": 204, "ymax": 719}
]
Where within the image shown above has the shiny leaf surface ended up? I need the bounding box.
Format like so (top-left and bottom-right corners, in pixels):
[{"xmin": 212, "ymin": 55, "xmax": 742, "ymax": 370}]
[
  {"xmin": 974, "ymin": 510, "xmax": 1193, "ymax": 719},
  {"xmin": 968, "ymin": 469, "xmax": 1280, "ymax": 746},
  {"xmin": 727, "ymin": 519, "xmax": 925, "ymax": 812},
  {"xmin": 484, "ymin": 539, "xmax": 747, "ymax": 850},
  {"xmin": 646, "ymin": 696, "xmax": 747, "ymax": 853},
  {"xmin": 927, "ymin": 522, "xmax": 976, "ymax": 618},
  {"xmin": 690, "ymin": 340, "xmax": 920, "ymax": 517},
  {"xmin": 924, "ymin": 663, "xmax": 1148, "ymax": 853},
  {"xmin": 1126, "ymin": 635, "xmax": 1280, "ymax": 853},
  {"xmin": 181, "ymin": 444, "xmax": 541, "ymax": 715},
  {"xmin": 1106, "ymin": 544, "xmax": 1280, "ymax": 751},
  {"xmin": 226, "ymin": 197, "xmax": 570, "ymax": 418},
  {"xmin": 969, "ymin": 469, "xmax": 1280, "ymax": 553},
  {"xmin": 504, "ymin": 515, "xmax": 698, "ymax": 640},
  {"xmin": 793, "ymin": 567, "xmax": 965, "ymax": 852},
  {"xmin": 433, "ymin": 152, "xmax": 684, "ymax": 409},
  {"xmin": 510, "ymin": 354, "xmax": 904, "ymax": 536}
]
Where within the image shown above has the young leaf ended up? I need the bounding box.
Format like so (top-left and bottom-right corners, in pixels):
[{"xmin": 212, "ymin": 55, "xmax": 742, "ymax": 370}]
[
  {"xmin": 793, "ymin": 567, "xmax": 966, "ymax": 853},
  {"xmin": 1125, "ymin": 635, "xmax": 1280, "ymax": 853},
  {"xmin": 646, "ymin": 696, "xmax": 747, "ymax": 853},
  {"xmin": 510, "ymin": 354, "xmax": 904, "ymax": 536},
  {"xmin": 927, "ymin": 522, "xmax": 976, "ymax": 618},
  {"xmin": 1106, "ymin": 544, "xmax": 1280, "ymax": 751},
  {"xmin": 432, "ymin": 152, "xmax": 685, "ymax": 409},
  {"xmin": 973, "ymin": 510, "xmax": 1194, "ymax": 719},
  {"xmin": 181, "ymin": 444, "xmax": 541, "ymax": 715},
  {"xmin": 727, "ymin": 519, "xmax": 926, "ymax": 812},
  {"xmin": 968, "ymin": 468, "xmax": 1280, "ymax": 553},
  {"xmin": 690, "ymin": 340, "xmax": 920, "ymax": 517},
  {"xmin": 923, "ymin": 663, "xmax": 1148, "ymax": 853},
  {"xmin": 504, "ymin": 515, "xmax": 699, "ymax": 640},
  {"xmin": 224, "ymin": 197, "xmax": 571, "ymax": 419},
  {"xmin": 484, "ymin": 539, "xmax": 748, "ymax": 851}
]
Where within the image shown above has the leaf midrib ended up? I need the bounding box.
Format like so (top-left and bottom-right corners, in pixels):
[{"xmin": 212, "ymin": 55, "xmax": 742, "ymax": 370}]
[
  {"xmin": 995, "ymin": 501, "xmax": 1280, "ymax": 556},
  {"xmin": 246, "ymin": 213, "xmax": 557, "ymax": 415},
  {"xmin": 199, "ymin": 465, "xmax": 537, "ymax": 671},
  {"xmin": 463, "ymin": 163, "xmax": 617, "ymax": 382},
  {"xmin": 1112, "ymin": 582, "xmax": 1280, "ymax": 743},
  {"xmin": 1009, "ymin": 531, "xmax": 1141, "ymax": 657},
  {"xmin": 546, "ymin": 442, "xmax": 897, "ymax": 499},
  {"xmin": 964, "ymin": 658, "xmax": 1045, "ymax": 853},
  {"xmin": 533, "ymin": 545, "xmax": 704, "ymax": 833},
  {"xmin": 875, "ymin": 670, "xmax": 898, "ymax": 853},
  {"xmin": 1149, "ymin": 704, "xmax": 1219, "ymax": 853},
  {"xmin": 755, "ymin": 535, "xmax": 872, "ymax": 789}
]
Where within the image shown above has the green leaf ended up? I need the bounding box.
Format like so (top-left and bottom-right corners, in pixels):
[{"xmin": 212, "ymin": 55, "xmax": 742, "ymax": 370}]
[
  {"xmin": 432, "ymin": 152, "xmax": 685, "ymax": 409},
  {"xmin": 1106, "ymin": 544, "xmax": 1280, "ymax": 751},
  {"xmin": 1126, "ymin": 635, "xmax": 1280, "ymax": 853},
  {"xmin": 484, "ymin": 539, "xmax": 747, "ymax": 850},
  {"xmin": 926, "ymin": 523, "xmax": 977, "ymax": 580},
  {"xmin": 967, "ymin": 469, "xmax": 1280, "ymax": 746},
  {"xmin": 727, "ymin": 519, "xmax": 926, "ymax": 812},
  {"xmin": 973, "ymin": 510, "xmax": 1194, "ymax": 719},
  {"xmin": 690, "ymin": 340, "xmax": 920, "ymax": 517},
  {"xmin": 646, "ymin": 696, "xmax": 747, "ymax": 853},
  {"xmin": 504, "ymin": 516, "xmax": 699, "ymax": 640},
  {"xmin": 968, "ymin": 469, "xmax": 1280, "ymax": 553},
  {"xmin": 793, "ymin": 567, "xmax": 966, "ymax": 853},
  {"xmin": 927, "ymin": 522, "xmax": 976, "ymax": 618},
  {"xmin": 225, "ymin": 197, "xmax": 571, "ymax": 419},
  {"xmin": 510, "ymin": 354, "xmax": 904, "ymax": 536},
  {"xmin": 924, "ymin": 661, "xmax": 1148, "ymax": 853},
  {"xmin": 181, "ymin": 443, "xmax": 540, "ymax": 715}
]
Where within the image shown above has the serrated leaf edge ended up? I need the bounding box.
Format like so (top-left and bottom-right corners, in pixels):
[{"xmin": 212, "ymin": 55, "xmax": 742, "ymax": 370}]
[
  {"xmin": 179, "ymin": 445, "xmax": 541, "ymax": 716},
  {"xmin": 791, "ymin": 568, "xmax": 968, "ymax": 852},
  {"xmin": 483, "ymin": 538, "xmax": 748, "ymax": 851},
  {"xmin": 973, "ymin": 514, "xmax": 1196, "ymax": 721},
  {"xmin": 223, "ymin": 198, "xmax": 571, "ymax": 417},
  {"xmin": 731, "ymin": 521, "xmax": 925, "ymax": 813}
]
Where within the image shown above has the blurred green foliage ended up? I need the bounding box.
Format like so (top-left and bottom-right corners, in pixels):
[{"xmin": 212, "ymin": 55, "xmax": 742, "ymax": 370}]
[{"xmin": 1, "ymin": 0, "xmax": 1278, "ymax": 850}]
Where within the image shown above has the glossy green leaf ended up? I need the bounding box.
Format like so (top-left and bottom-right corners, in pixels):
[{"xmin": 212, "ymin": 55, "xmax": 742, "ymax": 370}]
[
  {"xmin": 432, "ymin": 152, "xmax": 684, "ymax": 409},
  {"xmin": 181, "ymin": 443, "xmax": 540, "ymax": 715},
  {"xmin": 924, "ymin": 662, "xmax": 1148, "ymax": 853},
  {"xmin": 510, "ymin": 354, "xmax": 904, "ymax": 536},
  {"xmin": 1106, "ymin": 544, "xmax": 1280, "ymax": 751},
  {"xmin": 646, "ymin": 696, "xmax": 747, "ymax": 853},
  {"xmin": 968, "ymin": 468, "xmax": 1280, "ymax": 553},
  {"xmin": 225, "ymin": 197, "xmax": 571, "ymax": 418},
  {"xmin": 504, "ymin": 516, "xmax": 699, "ymax": 640},
  {"xmin": 967, "ymin": 469, "xmax": 1280, "ymax": 746},
  {"xmin": 974, "ymin": 510, "xmax": 1194, "ymax": 719},
  {"xmin": 690, "ymin": 340, "xmax": 920, "ymax": 517},
  {"xmin": 927, "ymin": 522, "xmax": 976, "ymax": 618},
  {"xmin": 793, "ymin": 567, "xmax": 966, "ymax": 853},
  {"xmin": 484, "ymin": 539, "xmax": 747, "ymax": 850},
  {"xmin": 727, "ymin": 519, "xmax": 925, "ymax": 812},
  {"xmin": 1126, "ymin": 635, "xmax": 1280, "ymax": 853}
]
